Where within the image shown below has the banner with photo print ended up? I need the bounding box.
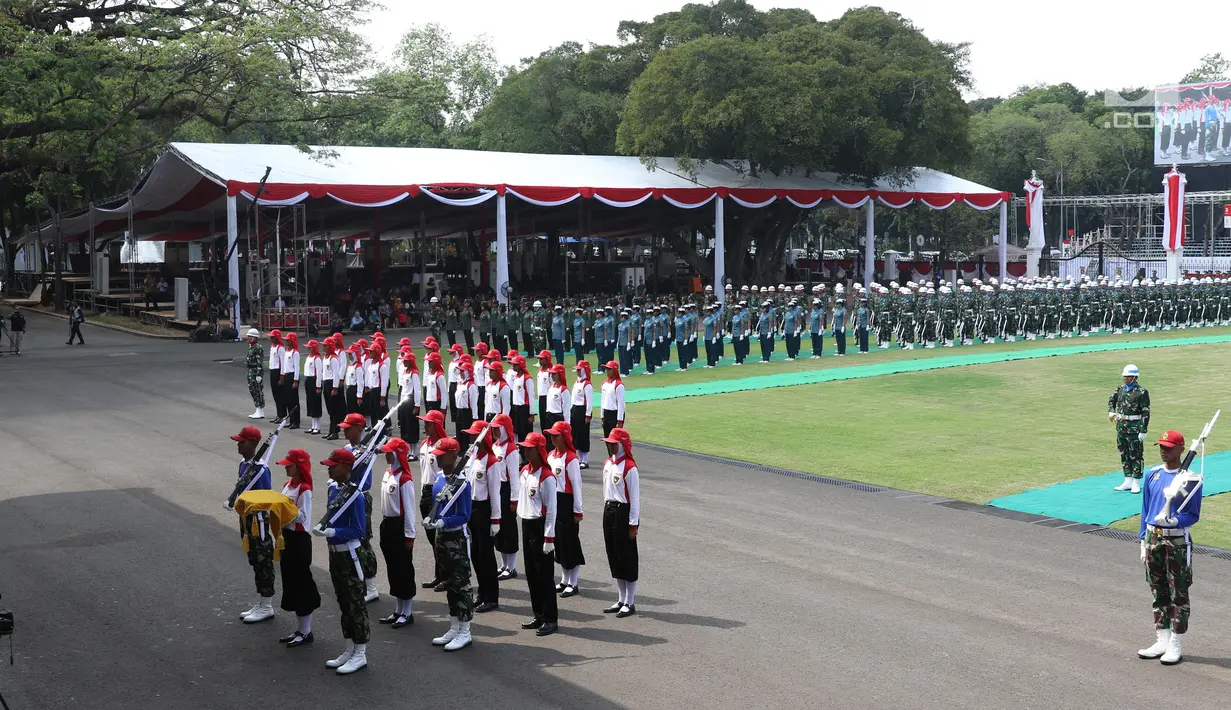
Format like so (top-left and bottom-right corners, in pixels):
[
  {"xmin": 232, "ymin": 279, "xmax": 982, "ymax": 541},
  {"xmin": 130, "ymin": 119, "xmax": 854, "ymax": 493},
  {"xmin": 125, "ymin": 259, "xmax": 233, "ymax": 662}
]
[{"xmin": 1155, "ymin": 80, "xmax": 1231, "ymax": 166}]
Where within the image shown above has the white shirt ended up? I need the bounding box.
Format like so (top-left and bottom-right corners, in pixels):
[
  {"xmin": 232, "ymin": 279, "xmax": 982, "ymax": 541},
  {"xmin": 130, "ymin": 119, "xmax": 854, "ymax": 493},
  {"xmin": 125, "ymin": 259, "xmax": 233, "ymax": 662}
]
[
  {"xmin": 512, "ymin": 372, "xmax": 535, "ymax": 406},
  {"xmin": 303, "ymin": 355, "xmax": 321, "ymax": 380},
  {"xmin": 475, "ymin": 364, "xmax": 488, "ymax": 389},
  {"xmin": 454, "ymin": 380, "xmax": 479, "ymax": 419},
  {"xmin": 364, "ymin": 359, "xmax": 380, "ymax": 393},
  {"xmin": 268, "ymin": 344, "xmax": 283, "ymax": 371},
  {"xmin": 516, "ymin": 463, "xmax": 558, "ymax": 539},
  {"xmin": 282, "ymin": 349, "xmax": 301, "ymax": 382},
  {"xmin": 381, "ymin": 466, "xmax": 418, "ymax": 539},
  {"xmin": 495, "ymin": 438, "xmax": 521, "ymax": 500},
  {"xmin": 425, "ymin": 372, "xmax": 448, "ymax": 412},
  {"xmin": 399, "ymin": 370, "xmax": 422, "ymax": 406},
  {"xmin": 535, "ymin": 369, "xmax": 551, "ymax": 401},
  {"xmin": 571, "ymin": 380, "xmax": 593, "ymax": 409},
  {"xmin": 344, "ymin": 361, "xmax": 358, "ymax": 387},
  {"xmin": 547, "ymin": 383, "xmax": 567, "ymax": 415},
  {"xmin": 547, "ymin": 450, "xmax": 583, "ymax": 514},
  {"xmin": 466, "ymin": 453, "xmax": 503, "ymax": 524},
  {"xmin": 280, "ymin": 482, "xmax": 312, "ymax": 532},
  {"xmin": 418, "ymin": 440, "xmax": 444, "ymax": 490},
  {"xmin": 378, "ymin": 357, "xmax": 390, "ymax": 396},
  {"xmin": 603, "ymin": 457, "xmax": 640, "ymax": 527},
  {"xmin": 601, "ymin": 379, "xmax": 626, "ymax": 419},
  {"xmin": 485, "ymin": 380, "xmax": 511, "ymax": 417},
  {"xmin": 447, "ymin": 360, "xmax": 460, "ymax": 385}
]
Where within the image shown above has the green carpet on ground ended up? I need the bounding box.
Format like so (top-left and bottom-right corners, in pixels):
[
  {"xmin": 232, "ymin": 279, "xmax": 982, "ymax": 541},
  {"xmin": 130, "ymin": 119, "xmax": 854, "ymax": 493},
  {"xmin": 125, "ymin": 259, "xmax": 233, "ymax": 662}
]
[
  {"xmin": 626, "ymin": 334, "xmax": 1231, "ymax": 404},
  {"xmin": 988, "ymin": 451, "xmax": 1231, "ymax": 526}
]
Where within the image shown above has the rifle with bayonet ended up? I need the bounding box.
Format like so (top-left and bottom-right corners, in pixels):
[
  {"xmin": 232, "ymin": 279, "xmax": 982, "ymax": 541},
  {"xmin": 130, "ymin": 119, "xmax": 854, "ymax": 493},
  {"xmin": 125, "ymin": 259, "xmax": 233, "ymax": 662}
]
[
  {"xmin": 225, "ymin": 410, "xmax": 293, "ymax": 509},
  {"xmin": 1154, "ymin": 410, "xmax": 1220, "ymax": 527},
  {"xmin": 425, "ymin": 420, "xmax": 493, "ymax": 526}
]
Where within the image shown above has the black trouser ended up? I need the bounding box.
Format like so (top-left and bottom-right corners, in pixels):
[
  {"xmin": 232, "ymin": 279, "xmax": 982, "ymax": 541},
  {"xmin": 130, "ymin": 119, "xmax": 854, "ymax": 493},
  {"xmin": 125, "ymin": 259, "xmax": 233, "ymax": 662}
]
[
  {"xmin": 345, "ymin": 385, "xmax": 360, "ymax": 415},
  {"xmin": 522, "ymin": 516, "xmax": 557, "ymax": 624},
  {"xmin": 456, "ymin": 407, "xmax": 473, "ymax": 451},
  {"xmin": 463, "ymin": 329, "xmax": 474, "ymax": 354},
  {"xmin": 493, "ymin": 334, "xmax": 508, "ymax": 354},
  {"xmin": 445, "ymin": 330, "xmax": 456, "ymax": 347},
  {"xmin": 538, "ymin": 395, "xmax": 548, "ymax": 434},
  {"xmin": 379, "ymin": 517, "xmax": 417, "ymax": 600},
  {"xmin": 620, "ymin": 345, "xmax": 633, "ymax": 374},
  {"xmin": 468, "ymin": 500, "xmax": 498, "ymax": 605},
  {"xmin": 511, "ymin": 403, "xmax": 532, "ymax": 441},
  {"xmin": 676, "ymin": 340, "xmax": 687, "ymax": 368},
  {"xmin": 759, "ymin": 335, "xmax": 773, "ymax": 361},
  {"xmin": 507, "ymin": 331, "xmax": 518, "ymax": 351},
  {"xmin": 68, "ymin": 321, "xmax": 84, "ymax": 344},
  {"xmin": 835, "ymin": 330, "xmax": 847, "ymax": 355},
  {"xmin": 305, "ymin": 376, "xmax": 322, "ymax": 419},
  {"xmin": 279, "ymin": 529, "xmax": 322, "ymax": 615},
  {"xmin": 704, "ymin": 340, "xmax": 717, "ymax": 366},
  {"xmin": 271, "ymin": 369, "xmax": 284, "ymax": 418},
  {"xmin": 603, "ymin": 502, "xmax": 638, "ymax": 582},
  {"xmin": 551, "ymin": 338, "xmax": 565, "ymax": 366},
  {"xmin": 601, "ymin": 408, "xmax": 618, "ymax": 437},
  {"xmin": 574, "ymin": 339, "xmax": 584, "ymax": 363},
  {"xmin": 522, "ymin": 331, "xmax": 534, "ymax": 354},
  {"xmin": 398, "ymin": 399, "xmax": 418, "ymax": 442},
  {"xmin": 733, "ymin": 336, "xmax": 745, "ymax": 363},
  {"xmin": 811, "ymin": 332, "xmax": 823, "ymax": 357},
  {"xmin": 328, "ymin": 387, "xmax": 345, "ymax": 434},
  {"xmin": 569, "ymin": 404, "xmax": 590, "ymax": 452},
  {"xmin": 857, "ymin": 327, "xmax": 869, "ymax": 353},
  {"xmin": 282, "ymin": 377, "xmax": 300, "ymax": 426}
]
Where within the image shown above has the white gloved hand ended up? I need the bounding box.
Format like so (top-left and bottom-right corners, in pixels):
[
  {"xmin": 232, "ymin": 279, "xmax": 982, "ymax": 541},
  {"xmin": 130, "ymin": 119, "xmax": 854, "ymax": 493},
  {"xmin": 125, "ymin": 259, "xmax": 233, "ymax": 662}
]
[
  {"xmin": 255, "ymin": 376, "xmax": 262, "ymax": 384},
  {"xmin": 426, "ymin": 518, "xmax": 445, "ymax": 529},
  {"xmin": 491, "ymin": 523, "xmax": 501, "ymax": 536},
  {"xmin": 1140, "ymin": 540, "xmax": 1147, "ymax": 563},
  {"xmin": 543, "ymin": 541, "xmax": 555, "ymax": 555},
  {"xmin": 311, "ymin": 525, "xmax": 332, "ymax": 537},
  {"xmin": 1107, "ymin": 411, "xmax": 1117, "ymax": 422},
  {"xmin": 1138, "ymin": 432, "xmax": 1148, "ymax": 442}
]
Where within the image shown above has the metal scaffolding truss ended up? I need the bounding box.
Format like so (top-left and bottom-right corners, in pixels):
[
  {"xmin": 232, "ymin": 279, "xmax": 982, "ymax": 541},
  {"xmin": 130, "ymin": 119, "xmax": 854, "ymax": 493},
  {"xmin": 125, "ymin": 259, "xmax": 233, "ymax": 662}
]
[{"xmin": 1011, "ymin": 190, "xmax": 1231, "ymax": 259}]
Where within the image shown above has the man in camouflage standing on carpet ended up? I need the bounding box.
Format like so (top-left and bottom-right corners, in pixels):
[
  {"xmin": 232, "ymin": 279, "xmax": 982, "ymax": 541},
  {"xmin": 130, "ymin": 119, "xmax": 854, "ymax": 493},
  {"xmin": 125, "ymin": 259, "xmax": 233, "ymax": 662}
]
[
  {"xmin": 1108, "ymin": 363, "xmax": 1150, "ymax": 494},
  {"xmin": 244, "ymin": 328, "xmax": 266, "ymax": 419}
]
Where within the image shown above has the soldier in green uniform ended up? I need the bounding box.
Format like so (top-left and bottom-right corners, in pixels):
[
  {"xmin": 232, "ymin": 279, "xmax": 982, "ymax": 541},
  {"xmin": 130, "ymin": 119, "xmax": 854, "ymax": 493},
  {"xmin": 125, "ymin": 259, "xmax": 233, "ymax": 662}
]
[
  {"xmin": 444, "ymin": 300, "xmax": 459, "ymax": 347},
  {"xmin": 478, "ymin": 301, "xmax": 492, "ymax": 349},
  {"xmin": 506, "ymin": 301, "xmax": 520, "ymax": 352},
  {"xmin": 521, "ymin": 300, "xmax": 535, "ymax": 355},
  {"xmin": 429, "ymin": 297, "xmax": 443, "ymax": 343},
  {"xmin": 244, "ymin": 328, "xmax": 266, "ymax": 419},
  {"xmin": 459, "ymin": 300, "xmax": 475, "ymax": 354},
  {"xmin": 1108, "ymin": 363, "xmax": 1150, "ymax": 493}
]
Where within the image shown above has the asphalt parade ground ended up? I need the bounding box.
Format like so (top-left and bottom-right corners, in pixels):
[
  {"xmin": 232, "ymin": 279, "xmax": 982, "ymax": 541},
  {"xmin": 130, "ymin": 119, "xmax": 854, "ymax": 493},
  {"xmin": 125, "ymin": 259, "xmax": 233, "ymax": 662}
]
[{"xmin": 4, "ymin": 313, "xmax": 1231, "ymax": 709}]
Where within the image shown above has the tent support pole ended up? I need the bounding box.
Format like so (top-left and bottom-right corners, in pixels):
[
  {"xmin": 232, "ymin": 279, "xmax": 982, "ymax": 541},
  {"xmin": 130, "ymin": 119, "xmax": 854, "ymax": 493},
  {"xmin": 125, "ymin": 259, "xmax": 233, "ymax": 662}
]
[
  {"xmin": 998, "ymin": 201, "xmax": 1008, "ymax": 282},
  {"xmin": 227, "ymin": 194, "xmax": 241, "ymax": 328},
  {"xmin": 863, "ymin": 201, "xmax": 875, "ymax": 287},
  {"xmin": 714, "ymin": 196, "xmax": 725, "ymax": 303},
  {"xmin": 496, "ymin": 193, "xmax": 510, "ymax": 306}
]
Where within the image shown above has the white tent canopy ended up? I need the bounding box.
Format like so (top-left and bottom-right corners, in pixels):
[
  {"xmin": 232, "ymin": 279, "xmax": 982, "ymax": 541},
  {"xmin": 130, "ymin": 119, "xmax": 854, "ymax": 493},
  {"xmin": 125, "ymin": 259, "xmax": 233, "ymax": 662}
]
[{"xmin": 32, "ymin": 142, "xmax": 1012, "ymax": 322}]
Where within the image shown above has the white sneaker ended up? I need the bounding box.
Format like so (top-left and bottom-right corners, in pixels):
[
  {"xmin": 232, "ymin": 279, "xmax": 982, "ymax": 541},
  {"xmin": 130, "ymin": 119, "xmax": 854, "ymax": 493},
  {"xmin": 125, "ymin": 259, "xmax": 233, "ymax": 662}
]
[
  {"xmin": 325, "ymin": 641, "xmax": 355, "ymax": 669},
  {"xmin": 239, "ymin": 601, "xmax": 260, "ymax": 619},
  {"xmin": 364, "ymin": 578, "xmax": 379, "ymax": 603},
  {"xmin": 432, "ymin": 617, "xmax": 460, "ymax": 646},
  {"xmin": 1113, "ymin": 477, "xmax": 1133, "ymax": 491},
  {"xmin": 337, "ymin": 644, "xmax": 368, "ymax": 674},
  {"xmin": 1160, "ymin": 632, "xmax": 1183, "ymax": 665},
  {"xmin": 248, "ymin": 408, "xmax": 265, "ymax": 419},
  {"xmin": 242, "ymin": 597, "xmax": 275, "ymax": 624},
  {"xmin": 444, "ymin": 621, "xmax": 472, "ymax": 651},
  {"xmin": 1138, "ymin": 629, "xmax": 1171, "ymax": 659},
  {"xmin": 1131, "ymin": 479, "xmax": 1141, "ymax": 494}
]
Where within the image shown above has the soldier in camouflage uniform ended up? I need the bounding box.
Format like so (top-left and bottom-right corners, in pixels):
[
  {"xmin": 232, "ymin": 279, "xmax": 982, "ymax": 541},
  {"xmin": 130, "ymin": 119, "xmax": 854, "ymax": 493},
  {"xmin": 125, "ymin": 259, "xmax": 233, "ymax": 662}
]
[
  {"xmin": 1108, "ymin": 363, "xmax": 1150, "ymax": 493},
  {"xmin": 316, "ymin": 447, "xmax": 371, "ymax": 674},
  {"xmin": 423, "ymin": 438, "xmax": 477, "ymax": 651},
  {"xmin": 244, "ymin": 328, "xmax": 266, "ymax": 419},
  {"xmin": 1136, "ymin": 428, "xmax": 1200, "ymax": 666}
]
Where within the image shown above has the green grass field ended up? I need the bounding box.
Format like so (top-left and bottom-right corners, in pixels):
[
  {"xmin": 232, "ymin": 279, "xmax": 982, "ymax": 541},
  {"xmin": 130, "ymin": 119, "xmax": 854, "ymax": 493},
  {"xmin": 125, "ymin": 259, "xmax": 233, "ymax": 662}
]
[{"xmin": 625, "ymin": 342, "xmax": 1231, "ymax": 546}]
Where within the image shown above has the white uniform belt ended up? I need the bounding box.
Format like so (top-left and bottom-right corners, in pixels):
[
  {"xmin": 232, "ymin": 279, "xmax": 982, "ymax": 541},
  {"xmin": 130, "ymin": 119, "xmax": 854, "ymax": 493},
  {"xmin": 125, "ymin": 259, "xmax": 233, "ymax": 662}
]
[
  {"xmin": 329, "ymin": 540, "xmax": 361, "ymax": 552},
  {"xmin": 1147, "ymin": 525, "xmax": 1188, "ymax": 537},
  {"xmin": 1121, "ymin": 415, "xmax": 1143, "ymax": 421}
]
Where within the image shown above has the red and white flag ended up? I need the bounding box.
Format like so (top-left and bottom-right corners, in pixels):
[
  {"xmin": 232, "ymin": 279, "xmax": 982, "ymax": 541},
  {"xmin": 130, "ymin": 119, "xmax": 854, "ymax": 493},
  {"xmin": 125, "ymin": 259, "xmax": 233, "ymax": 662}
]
[
  {"xmin": 1163, "ymin": 168, "xmax": 1187, "ymax": 252},
  {"xmin": 1023, "ymin": 178, "xmax": 1045, "ymax": 248}
]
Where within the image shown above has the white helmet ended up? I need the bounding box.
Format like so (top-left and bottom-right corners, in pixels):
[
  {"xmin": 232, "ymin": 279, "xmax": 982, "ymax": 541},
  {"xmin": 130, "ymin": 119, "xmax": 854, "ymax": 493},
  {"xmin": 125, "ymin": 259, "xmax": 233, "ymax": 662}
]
[
  {"xmin": 533, "ymin": 300, "xmax": 543, "ymax": 308},
  {"xmin": 430, "ymin": 296, "xmax": 439, "ymax": 304},
  {"xmin": 1122, "ymin": 364, "xmax": 1140, "ymax": 378},
  {"xmin": 246, "ymin": 328, "xmax": 261, "ymax": 339}
]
